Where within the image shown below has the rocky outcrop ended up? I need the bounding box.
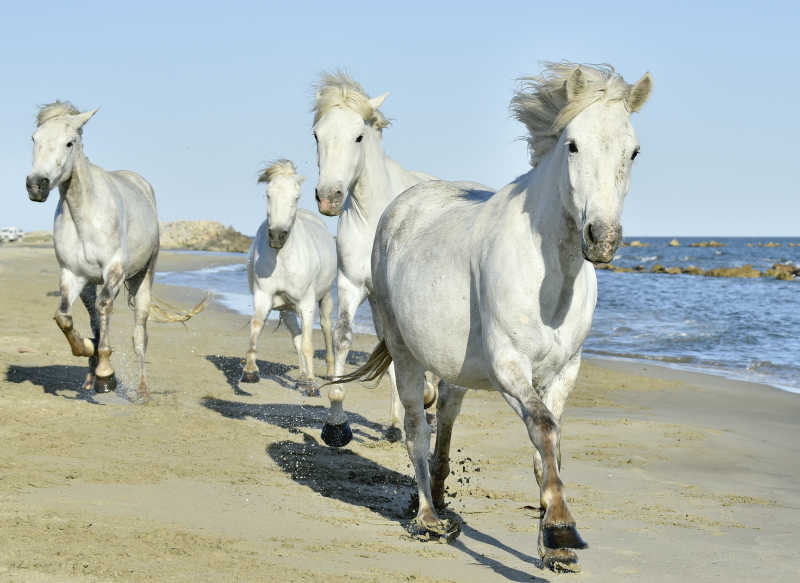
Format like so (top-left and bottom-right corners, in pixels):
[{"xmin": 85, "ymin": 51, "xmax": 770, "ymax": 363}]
[
  {"xmin": 689, "ymin": 240, "xmax": 726, "ymax": 247},
  {"xmin": 765, "ymin": 263, "xmax": 799, "ymax": 280},
  {"xmin": 703, "ymin": 265, "xmax": 762, "ymax": 278},
  {"xmin": 597, "ymin": 262, "xmax": 797, "ymax": 281},
  {"xmin": 159, "ymin": 221, "xmax": 252, "ymax": 253}
]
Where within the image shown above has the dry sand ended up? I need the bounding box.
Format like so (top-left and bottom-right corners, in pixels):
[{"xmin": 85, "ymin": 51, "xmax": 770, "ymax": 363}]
[{"xmin": 1, "ymin": 246, "xmax": 798, "ymax": 582}]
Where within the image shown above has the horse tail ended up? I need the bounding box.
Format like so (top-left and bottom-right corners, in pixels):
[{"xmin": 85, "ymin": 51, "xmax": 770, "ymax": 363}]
[
  {"xmin": 324, "ymin": 339, "xmax": 393, "ymax": 387},
  {"xmin": 149, "ymin": 293, "xmax": 209, "ymax": 323}
]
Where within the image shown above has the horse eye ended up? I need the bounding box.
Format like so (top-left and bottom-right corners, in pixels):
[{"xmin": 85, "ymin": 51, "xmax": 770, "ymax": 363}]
[
  {"xmin": 355, "ymin": 135, "xmax": 363, "ymax": 143},
  {"xmin": 631, "ymin": 147, "xmax": 640, "ymax": 160},
  {"xmin": 568, "ymin": 140, "xmax": 578, "ymax": 153},
  {"xmin": 66, "ymin": 141, "xmax": 74, "ymax": 148}
]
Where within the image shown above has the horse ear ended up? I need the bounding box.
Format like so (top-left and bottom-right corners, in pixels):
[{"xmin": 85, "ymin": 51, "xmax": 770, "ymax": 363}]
[
  {"xmin": 71, "ymin": 108, "xmax": 100, "ymax": 129},
  {"xmin": 368, "ymin": 92, "xmax": 389, "ymax": 110},
  {"xmin": 565, "ymin": 68, "xmax": 587, "ymax": 102},
  {"xmin": 627, "ymin": 73, "xmax": 653, "ymax": 112}
]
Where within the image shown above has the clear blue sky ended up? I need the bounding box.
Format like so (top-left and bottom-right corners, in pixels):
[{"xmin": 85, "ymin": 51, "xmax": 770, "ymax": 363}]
[{"xmin": 1, "ymin": 1, "xmax": 797, "ymax": 237}]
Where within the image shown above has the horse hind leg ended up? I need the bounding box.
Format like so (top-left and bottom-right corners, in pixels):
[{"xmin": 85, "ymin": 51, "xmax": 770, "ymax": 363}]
[
  {"xmin": 93, "ymin": 263, "xmax": 125, "ymax": 394},
  {"xmin": 129, "ymin": 260, "xmax": 155, "ymax": 401},
  {"xmin": 384, "ymin": 364, "xmax": 403, "ymax": 442},
  {"xmin": 429, "ymin": 380, "xmax": 466, "ymax": 509},
  {"xmin": 394, "ymin": 350, "xmax": 460, "ymax": 541}
]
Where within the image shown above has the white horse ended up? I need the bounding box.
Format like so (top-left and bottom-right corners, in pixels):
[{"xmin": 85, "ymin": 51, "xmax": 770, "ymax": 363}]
[
  {"xmin": 26, "ymin": 102, "xmax": 160, "ymax": 401},
  {"xmin": 239, "ymin": 160, "xmax": 337, "ymax": 395},
  {"xmin": 338, "ymin": 63, "xmax": 652, "ymax": 572},
  {"xmin": 312, "ymin": 72, "xmax": 438, "ymax": 446}
]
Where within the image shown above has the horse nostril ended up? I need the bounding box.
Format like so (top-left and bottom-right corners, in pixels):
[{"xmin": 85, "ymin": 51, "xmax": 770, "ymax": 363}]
[
  {"xmin": 315, "ymin": 188, "xmax": 321, "ymax": 202},
  {"xmin": 586, "ymin": 224, "xmax": 596, "ymax": 245}
]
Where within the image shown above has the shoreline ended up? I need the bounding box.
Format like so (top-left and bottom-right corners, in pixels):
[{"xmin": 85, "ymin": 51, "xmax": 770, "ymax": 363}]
[{"xmin": 153, "ymin": 249, "xmax": 800, "ymax": 397}]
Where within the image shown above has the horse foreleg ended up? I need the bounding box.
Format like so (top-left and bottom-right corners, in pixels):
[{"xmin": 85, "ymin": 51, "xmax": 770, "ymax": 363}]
[
  {"xmin": 430, "ymin": 381, "xmax": 467, "ymax": 509},
  {"xmin": 322, "ymin": 276, "xmax": 366, "ymax": 447},
  {"xmin": 93, "ymin": 263, "xmax": 125, "ymax": 394},
  {"xmin": 54, "ymin": 269, "xmax": 94, "ymax": 359},
  {"xmin": 296, "ymin": 297, "xmax": 320, "ymax": 397},
  {"xmin": 78, "ymin": 285, "xmax": 100, "ymax": 391},
  {"xmin": 240, "ymin": 291, "xmax": 272, "ymax": 383},
  {"xmin": 319, "ymin": 291, "xmax": 334, "ymax": 378},
  {"xmin": 332, "ymin": 275, "xmax": 365, "ymax": 377},
  {"xmin": 492, "ymin": 354, "xmax": 586, "ymax": 571}
]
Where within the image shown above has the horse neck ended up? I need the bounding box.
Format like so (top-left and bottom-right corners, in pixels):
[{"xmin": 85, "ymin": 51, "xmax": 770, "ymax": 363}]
[
  {"xmin": 59, "ymin": 146, "xmax": 98, "ymax": 231},
  {"xmin": 346, "ymin": 129, "xmax": 394, "ymax": 226},
  {"xmin": 501, "ymin": 149, "xmax": 585, "ymax": 276}
]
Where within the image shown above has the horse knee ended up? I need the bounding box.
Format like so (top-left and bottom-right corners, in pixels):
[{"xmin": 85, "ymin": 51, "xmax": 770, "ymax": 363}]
[{"xmin": 54, "ymin": 312, "xmax": 73, "ymax": 332}]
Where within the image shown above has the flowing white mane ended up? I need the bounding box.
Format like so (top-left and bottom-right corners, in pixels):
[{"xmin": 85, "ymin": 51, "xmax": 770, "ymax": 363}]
[
  {"xmin": 511, "ymin": 62, "xmax": 635, "ymax": 167},
  {"xmin": 258, "ymin": 159, "xmax": 298, "ymax": 184},
  {"xmin": 36, "ymin": 101, "xmax": 80, "ymax": 127},
  {"xmin": 312, "ymin": 71, "xmax": 390, "ymax": 132}
]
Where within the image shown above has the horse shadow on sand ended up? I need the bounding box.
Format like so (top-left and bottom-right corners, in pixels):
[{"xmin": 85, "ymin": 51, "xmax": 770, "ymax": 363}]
[
  {"xmin": 205, "ymin": 350, "xmax": 371, "ymax": 397},
  {"xmin": 261, "ymin": 431, "xmax": 546, "ymax": 582},
  {"xmin": 5, "ymin": 364, "xmax": 110, "ymax": 405},
  {"xmin": 202, "ymin": 353, "xmax": 546, "ymax": 580}
]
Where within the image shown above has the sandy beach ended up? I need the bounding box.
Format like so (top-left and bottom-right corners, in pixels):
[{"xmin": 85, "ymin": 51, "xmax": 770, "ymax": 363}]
[{"xmin": 1, "ymin": 245, "xmax": 798, "ymax": 582}]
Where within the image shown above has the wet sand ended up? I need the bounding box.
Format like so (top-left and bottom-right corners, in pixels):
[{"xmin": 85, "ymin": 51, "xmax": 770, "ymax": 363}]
[{"xmin": 1, "ymin": 246, "xmax": 798, "ymax": 582}]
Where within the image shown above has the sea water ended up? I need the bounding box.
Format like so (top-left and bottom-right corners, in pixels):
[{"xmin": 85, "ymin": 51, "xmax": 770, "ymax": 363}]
[{"xmin": 156, "ymin": 237, "xmax": 799, "ymax": 393}]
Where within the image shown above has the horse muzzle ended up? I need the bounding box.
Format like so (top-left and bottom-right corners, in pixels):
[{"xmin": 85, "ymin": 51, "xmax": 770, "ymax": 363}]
[
  {"xmin": 268, "ymin": 228, "xmax": 288, "ymax": 249},
  {"xmin": 582, "ymin": 222, "xmax": 622, "ymax": 264},
  {"xmin": 26, "ymin": 175, "xmax": 50, "ymax": 202},
  {"xmin": 315, "ymin": 187, "xmax": 344, "ymax": 217}
]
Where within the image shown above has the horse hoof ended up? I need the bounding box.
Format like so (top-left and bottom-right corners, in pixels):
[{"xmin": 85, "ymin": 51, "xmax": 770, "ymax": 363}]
[
  {"xmin": 296, "ymin": 379, "xmax": 320, "ymax": 397},
  {"xmin": 240, "ymin": 370, "xmax": 260, "ymax": 383},
  {"xmin": 321, "ymin": 422, "xmax": 353, "ymax": 448},
  {"xmin": 543, "ymin": 524, "xmax": 588, "ymax": 550},
  {"xmin": 424, "ymin": 393, "xmax": 437, "ymax": 410},
  {"xmin": 413, "ymin": 517, "xmax": 462, "ymax": 542},
  {"xmin": 542, "ymin": 548, "xmax": 581, "ymax": 573},
  {"xmin": 94, "ymin": 373, "xmax": 117, "ymax": 394},
  {"xmin": 385, "ymin": 426, "xmax": 403, "ymax": 443}
]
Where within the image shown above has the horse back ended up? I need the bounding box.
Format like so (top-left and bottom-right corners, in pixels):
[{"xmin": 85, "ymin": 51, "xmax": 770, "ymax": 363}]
[{"xmin": 110, "ymin": 170, "xmax": 157, "ymax": 210}]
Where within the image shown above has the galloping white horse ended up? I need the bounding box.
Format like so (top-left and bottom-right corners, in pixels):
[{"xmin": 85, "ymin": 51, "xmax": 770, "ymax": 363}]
[
  {"xmin": 239, "ymin": 160, "xmax": 337, "ymax": 394},
  {"xmin": 312, "ymin": 72, "xmax": 438, "ymax": 446},
  {"xmin": 339, "ymin": 64, "xmax": 652, "ymax": 572},
  {"xmin": 26, "ymin": 102, "xmax": 160, "ymax": 401}
]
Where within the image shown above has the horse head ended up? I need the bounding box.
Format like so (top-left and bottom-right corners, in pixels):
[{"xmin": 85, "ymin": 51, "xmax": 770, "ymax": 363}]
[
  {"xmin": 27, "ymin": 103, "xmax": 98, "ymax": 202},
  {"xmin": 558, "ymin": 67, "xmax": 652, "ymax": 263},
  {"xmin": 259, "ymin": 160, "xmax": 304, "ymax": 249},
  {"xmin": 312, "ymin": 72, "xmax": 389, "ymax": 216}
]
